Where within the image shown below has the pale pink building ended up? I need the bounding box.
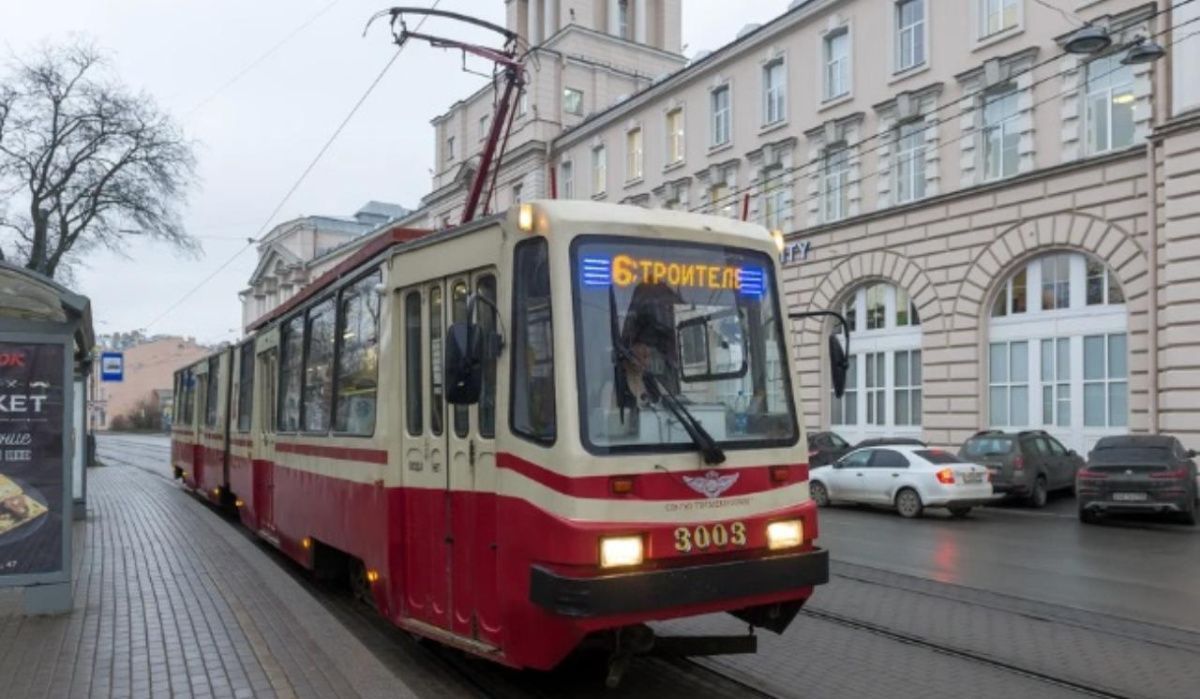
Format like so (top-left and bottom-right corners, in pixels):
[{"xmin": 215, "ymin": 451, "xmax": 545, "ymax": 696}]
[{"xmin": 90, "ymin": 336, "xmax": 212, "ymax": 430}]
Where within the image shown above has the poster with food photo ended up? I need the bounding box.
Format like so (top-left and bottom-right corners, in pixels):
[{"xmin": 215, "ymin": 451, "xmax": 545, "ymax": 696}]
[{"xmin": 0, "ymin": 341, "xmax": 65, "ymax": 577}]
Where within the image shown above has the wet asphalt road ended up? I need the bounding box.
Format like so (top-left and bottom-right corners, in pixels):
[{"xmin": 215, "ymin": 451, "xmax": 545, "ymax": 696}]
[{"xmin": 817, "ymin": 491, "xmax": 1200, "ymax": 632}]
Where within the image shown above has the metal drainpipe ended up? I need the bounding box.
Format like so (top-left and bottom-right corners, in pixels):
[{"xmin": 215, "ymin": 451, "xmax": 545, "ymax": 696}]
[{"xmin": 1147, "ymin": 140, "xmax": 1159, "ymax": 435}]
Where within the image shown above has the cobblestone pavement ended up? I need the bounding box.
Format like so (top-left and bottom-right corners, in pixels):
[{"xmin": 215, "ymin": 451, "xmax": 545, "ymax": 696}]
[{"xmin": 0, "ymin": 459, "xmax": 439, "ymax": 699}]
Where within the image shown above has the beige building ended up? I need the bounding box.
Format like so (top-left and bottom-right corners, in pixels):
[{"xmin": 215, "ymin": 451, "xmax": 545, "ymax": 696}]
[
  {"xmin": 90, "ymin": 336, "xmax": 212, "ymax": 430},
  {"xmin": 240, "ymin": 201, "xmax": 408, "ymax": 329}
]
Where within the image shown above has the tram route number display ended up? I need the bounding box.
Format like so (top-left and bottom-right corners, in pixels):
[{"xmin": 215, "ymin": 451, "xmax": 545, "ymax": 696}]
[
  {"xmin": 0, "ymin": 342, "xmax": 65, "ymax": 577},
  {"xmin": 673, "ymin": 521, "xmax": 747, "ymax": 553}
]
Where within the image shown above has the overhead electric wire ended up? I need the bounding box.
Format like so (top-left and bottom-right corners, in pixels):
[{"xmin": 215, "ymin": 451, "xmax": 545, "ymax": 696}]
[
  {"xmin": 690, "ymin": 0, "xmax": 1196, "ymax": 216},
  {"xmin": 145, "ymin": 0, "xmax": 443, "ymax": 331}
]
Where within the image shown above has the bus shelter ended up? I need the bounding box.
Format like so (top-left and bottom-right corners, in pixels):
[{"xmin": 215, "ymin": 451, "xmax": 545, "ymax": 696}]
[{"xmin": 0, "ymin": 262, "xmax": 94, "ymax": 614}]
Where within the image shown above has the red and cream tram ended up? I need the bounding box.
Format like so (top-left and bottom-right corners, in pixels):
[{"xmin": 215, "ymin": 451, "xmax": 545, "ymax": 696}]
[{"xmin": 171, "ymin": 200, "xmax": 830, "ymax": 673}]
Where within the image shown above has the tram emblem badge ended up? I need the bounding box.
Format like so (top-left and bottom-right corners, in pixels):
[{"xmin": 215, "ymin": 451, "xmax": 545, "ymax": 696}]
[{"xmin": 683, "ymin": 470, "xmax": 739, "ymax": 499}]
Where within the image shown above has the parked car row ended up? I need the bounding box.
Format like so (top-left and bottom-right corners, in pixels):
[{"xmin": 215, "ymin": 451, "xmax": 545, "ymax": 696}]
[{"xmin": 806, "ymin": 430, "xmax": 1199, "ymax": 526}]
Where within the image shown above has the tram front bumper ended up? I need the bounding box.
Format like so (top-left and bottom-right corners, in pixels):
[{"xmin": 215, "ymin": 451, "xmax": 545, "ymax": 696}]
[{"xmin": 529, "ymin": 547, "xmax": 829, "ymax": 618}]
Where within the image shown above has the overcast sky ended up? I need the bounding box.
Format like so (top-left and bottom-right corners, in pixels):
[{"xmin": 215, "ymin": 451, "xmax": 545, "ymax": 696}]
[{"xmin": 0, "ymin": 0, "xmax": 791, "ymax": 345}]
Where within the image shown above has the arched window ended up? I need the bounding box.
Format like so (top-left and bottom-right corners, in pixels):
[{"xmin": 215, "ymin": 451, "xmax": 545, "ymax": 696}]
[
  {"xmin": 987, "ymin": 252, "xmax": 1127, "ymax": 451},
  {"xmin": 830, "ymin": 283, "xmax": 922, "ymax": 443}
]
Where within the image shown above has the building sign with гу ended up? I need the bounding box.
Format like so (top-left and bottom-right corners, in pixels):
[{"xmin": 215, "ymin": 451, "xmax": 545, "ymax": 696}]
[{"xmin": 0, "ymin": 342, "xmax": 66, "ymax": 577}]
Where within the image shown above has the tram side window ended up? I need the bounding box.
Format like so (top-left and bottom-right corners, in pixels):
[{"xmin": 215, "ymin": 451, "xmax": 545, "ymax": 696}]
[
  {"xmin": 181, "ymin": 369, "xmax": 194, "ymax": 425},
  {"xmin": 278, "ymin": 315, "xmax": 304, "ymax": 432},
  {"xmin": 510, "ymin": 238, "xmax": 556, "ymax": 443},
  {"xmin": 333, "ymin": 272, "xmax": 381, "ymax": 436},
  {"xmin": 405, "ymin": 291, "xmax": 422, "ymax": 436},
  {"xmin": 477, "ymin": 274, "xmax": 498, "ymax": 438},
  {"xmin": 430, "ymin": 285, "xmax": 444, "ymax": 436},
  {"xmin": 237, "ymin": 341, "xmax": 254, "ymax": 432},
  {"xmin": 205, "ymin": 356, "xmax": 220, "ymax": 427},
  {"xmin": 452, "ymin": 279, "xmax": 470, "ymax": 438},
  {"xmin": 303, "ymin": 298, "xmax": 337, "ymax": 433}
]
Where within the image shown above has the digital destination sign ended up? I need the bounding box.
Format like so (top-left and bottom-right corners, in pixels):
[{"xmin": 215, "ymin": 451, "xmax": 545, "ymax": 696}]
[{"xmin": 581, "ymin": 254, "xmax": 765, "ymax": 297}]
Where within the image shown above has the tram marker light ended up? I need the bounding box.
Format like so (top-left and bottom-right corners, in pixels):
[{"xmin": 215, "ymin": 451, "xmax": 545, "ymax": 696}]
[
  {"xmin": 518, "ymin": 203, "xmax": 535, "ymax": 233},
  {"xmin": 301, "ymin": 537, "xmax": 312, "ymax": 550},
  {"xmin": 767, "ymin": 520, "xmax": 803, "ymax": 550},
  {"xmin": 770, "ymin": 465, "xmax": 791, "ymax": 483},
  {"xmin": 600, "ymin": 535, "xmax": 644, "ymax": 568},
  {"xmin": 610, "ymin": 476, "xmax": 634, "ymax": 495},
  {"xmin": 770, "ymin": 229, "xmax": 786, "ymax": 253},
  {"xmin": 366, "ymin": 569, "xmax": 380, "ymax": 584},
  {"xmin": 235, "ymin": 499, "xmax": 244, "ymax": 508}
]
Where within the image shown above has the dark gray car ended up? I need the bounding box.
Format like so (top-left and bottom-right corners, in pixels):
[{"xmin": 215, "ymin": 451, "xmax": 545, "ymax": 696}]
[
  {"xmin": 958, "ymin": 430, "xmax": 1083, "ymax": 508},
  {"xmin": 1077, "ymin": 435, "xmax": 1198, "ymax": 525}
]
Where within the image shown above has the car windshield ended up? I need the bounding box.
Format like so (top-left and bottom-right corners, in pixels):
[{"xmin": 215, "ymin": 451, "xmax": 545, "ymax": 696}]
[
  {"xmin": 829, "ymin": 433, "xmax": 850, "ymax": 449},
  {"xmin": 572, "ymin": 236, "xmax": 797, "ymax": 454},
  {"xmin": 1089, "ymin": 446, "xmax": 1171, "ymax": 467},
  {"xmin": 916, "ymin": 449, "xmax": 960, "ymax": 464},
  {"xmin": 963, "ymin": 436, "xmax": 1014, "ymax": 457}
]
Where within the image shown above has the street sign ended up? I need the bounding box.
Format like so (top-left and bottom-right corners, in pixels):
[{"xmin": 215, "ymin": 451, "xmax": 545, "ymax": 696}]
[{"xmin": 99, "ymin": 352, "xmax": 123, "ymax": 382}]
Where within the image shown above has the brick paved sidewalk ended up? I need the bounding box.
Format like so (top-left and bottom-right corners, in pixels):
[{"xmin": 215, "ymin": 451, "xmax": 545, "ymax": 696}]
[{"xmin": 0, "ymin": 463, "xmax": 423, "ymax": 699}]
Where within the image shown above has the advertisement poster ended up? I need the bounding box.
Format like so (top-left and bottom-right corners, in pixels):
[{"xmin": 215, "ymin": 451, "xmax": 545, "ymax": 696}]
[{"xmin": 0, "ymin": 341, "xmax": 65, "ymax": 577}]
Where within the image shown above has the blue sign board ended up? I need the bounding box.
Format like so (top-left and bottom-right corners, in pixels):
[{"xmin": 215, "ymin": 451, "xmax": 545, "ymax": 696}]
[{"xmin": 99, "ymin": 352, "xmax": 123, "ymax": 382}]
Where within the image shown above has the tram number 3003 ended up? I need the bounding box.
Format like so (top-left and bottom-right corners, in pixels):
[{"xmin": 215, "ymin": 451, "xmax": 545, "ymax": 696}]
[{"xmin": 673, "ymin": 522, "xmax": 747, "ymax": 553}]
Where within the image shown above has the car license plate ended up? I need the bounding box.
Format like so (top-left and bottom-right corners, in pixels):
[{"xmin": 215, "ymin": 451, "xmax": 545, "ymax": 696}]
[
  {"xmin": 963, "ymin": 472, "xmax": 983, "ymax": 484},
  {"xmin": 1113, "ymin": 492, "xmax": 1148, "ymax": 502}
]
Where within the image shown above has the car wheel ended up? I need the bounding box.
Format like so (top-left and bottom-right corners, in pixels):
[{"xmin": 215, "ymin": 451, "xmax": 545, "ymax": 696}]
[
  {"xmin": 1028, "ymin": 477, "xmax": 1048, "ymax": 509},
  {"xmin": 810, "ymin": 481, "xmax": 830, "ymax": 508},
  {"xmin": 948, "ymin": 505, "xmax": 972, "ymax": 518},
  {"xmin": 1079, "ymin": 508, "xmax": 1099, "ymax": 525},
  {"xmin": 895, "ymin": 488, "xmax": 923, "ymax": 519}
]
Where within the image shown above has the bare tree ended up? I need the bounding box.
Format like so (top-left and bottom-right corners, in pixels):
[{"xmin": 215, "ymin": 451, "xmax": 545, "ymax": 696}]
[{"xmin": 0, "ymin": 40, "xmax": 197, "ymax": 279}]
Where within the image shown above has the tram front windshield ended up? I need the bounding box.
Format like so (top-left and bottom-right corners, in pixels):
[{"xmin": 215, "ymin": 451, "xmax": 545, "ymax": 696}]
[{"xmin": 572, "ymin": 236, "xmax": 798, "ymax": 455}]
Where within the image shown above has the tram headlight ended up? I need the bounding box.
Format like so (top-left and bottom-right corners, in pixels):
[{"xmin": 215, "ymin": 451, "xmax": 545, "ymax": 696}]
[
  {"xmin": 600, "ymin": 535, "xmax": 644, "ymax": 568},
  {"xmin": 518, "ymin": 203, "xmax": 535, "ymax": 233},
  {"xmin": 766, "ymin": 520, "xmax": 803, "ymax": 550},
  {"xmin": 770, "ymin": 229, "xmax": 786, "ymax": 253}
]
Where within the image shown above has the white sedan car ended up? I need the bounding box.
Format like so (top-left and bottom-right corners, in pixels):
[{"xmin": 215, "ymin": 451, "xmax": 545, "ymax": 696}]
[{"xmin": 809, "ymin": 445, "xmax": 994, "ymax": 518}]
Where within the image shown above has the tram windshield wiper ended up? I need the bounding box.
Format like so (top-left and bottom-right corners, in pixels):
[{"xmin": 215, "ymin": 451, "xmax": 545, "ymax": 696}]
[{"xmin": 606, "ymin": 286, "xmax": 726, "ymax": 465}]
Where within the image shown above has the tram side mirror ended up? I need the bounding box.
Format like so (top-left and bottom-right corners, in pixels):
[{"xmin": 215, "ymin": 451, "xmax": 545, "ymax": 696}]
[
  {"xmin": 829, "ymin": 333, "xmax": 849, "ymax": 399},
  {"xmin": 445, "ymin": 322, "xmax": 482, "ymax": 405}
]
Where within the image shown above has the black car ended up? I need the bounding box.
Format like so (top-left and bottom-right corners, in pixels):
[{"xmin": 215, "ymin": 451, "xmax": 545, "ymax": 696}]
[
  {"xmin": 807, "ymin": 431, "xmax": 852, "ymax": 467},
  {"xmin": 854, "ymin": 437, "xmax": 926, "ymax": 449},
  {"xmin": 1077, "ymin": 435, "xmax": 1199, "ymax": 525}
]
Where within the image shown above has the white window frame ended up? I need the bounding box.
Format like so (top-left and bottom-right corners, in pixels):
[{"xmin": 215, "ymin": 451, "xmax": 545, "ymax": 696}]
[
  {"xmin": 988, "ymin": 340, "xmax": 1029, "ymax": 428},
  {"xmin": 761, "ymin": 170, "xmax": 788, "ymax": 230},
  {"xmin": 894, "ymin": 120, "xmax": 927, "ymax": 204},
  {"xmin": 1040, "ymin": 337, "xmax": 1071, "ymax": 428},
  {"xmin": 446, "ymin": 135, "xmax": 455, "ymax": 162},
  {"xmin": 666, "ymin": 108, "xmax": 685, "ymax": 165},
  {"xmin": 479, "ymin": 114, "xmax": 490, "ymax": 141},
  {"xmin": 895, "ymin": 0, "xmax": 927, "ymax": 74},
  {"xmin": 831, "ymin": 357, "xmax": 858, "ymax": 426},
  {"xmin": 626, "ymin": 127, "xmax": 643, "ymax": 182},
  {"xmin": 710, "ymin": 84, "xmax": 731, "ymax": 147},
  {"xmin": 564, "ymin": 87, "xmax": 584, "ymax": 116},
  {"xmin": 981, "ymin": 84, "xmax": 1020, "ymax": 181},
  {"xmin": 823, "ymin": 29, "xmax": 850, "ymax": 102},
  {"xmin": 560, "ymin": 160, "xmax": 574, "ymax": 199},
  {"xmin": 511, "ymin": 182, "xmax": 523, "ymax": 206},
  {"xmin": 1083, "ymin": 333, "xmax": 1128, "ymax": 428},
  {"xmin": 618, "ymin": 0, "xmax": 630, "ymax": 40},
  {"xmin": 979, "ymin": 0, "xmax": 1020, "ymax": 39},
  {"xmin": 1083, "ymin": 53, "xmax": 1136, "ymax": 155},
  {"xmin": 763, "ymin": 59, "xmax": 787, "ymax": 126},
  {"xmin": 822, "ymin": 143, "xmax": 850, "ymax": 223},
  {"xmin": 893, "ymin": 348, "xmax": 922, "ymax": 426},
  {"xmin": 591, "ymin": 145, "xmax": 607, "ymax": 197},
  {"xmin": 1086, "ymin": 257, "xmax": 1125, "ymax": 306}
]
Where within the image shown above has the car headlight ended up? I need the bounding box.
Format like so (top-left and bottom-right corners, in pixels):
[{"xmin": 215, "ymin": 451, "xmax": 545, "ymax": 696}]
[
  {"xmin": 767, "ymin": 520, "xmax": 803, "ymax": 550},
  {"xmin": 600, "ymin": 536, "xmax": 644, "ymax": 568}
]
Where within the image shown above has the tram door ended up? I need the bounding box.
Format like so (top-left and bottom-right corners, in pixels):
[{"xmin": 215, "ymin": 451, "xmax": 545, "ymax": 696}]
[{"xmin": 255, "ymin": 348, "xmax": 277, "ymax": 535}]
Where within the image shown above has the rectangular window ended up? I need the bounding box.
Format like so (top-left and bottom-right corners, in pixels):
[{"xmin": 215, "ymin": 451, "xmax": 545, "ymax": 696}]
[
  {"xmin": 1041, "ymin": 254, "xmax": 1071, "ymax": 310},
  {"xmin": 564, "ymin": 87, "xmax": 584, "ymax": 116},
  {"xmin": 237, "ymin": 342, "xmax": 254, "ymax": 432},
  {"xmin": 896, "ymin": 287, "xmax": 920, "ymax": 327},
  {"xmin": 866, "ymin": 284, "xmax": 886, "ymax": 330},
  {"xmin": 824, "ymin": 30, "xmax": 850, "ymax": 101},
  {"xmin": 511, "ymin": 239, "xmax": 556, "ymax": 442},
  {"xmin": 1086, "ymin": 258, "xmax": 1125, "ymax": 306},
  {"xmin": 477, "ymin": 274, "xmax": 498, "ymax": 438},
  {"xmin": 560, "ymin": 161, "xmax": 574, "ymax": 199},
  {"xmin": 762, "ymin": 173, "xmax": 787, "ymax": 230},
  {"xmin": 626, "ymin": 127, "xmax": 643, "ymax": 181},
  {"xmin": 1085, "ymin": 53, "xmax": 1136, "ymax": 155},
  {"xmin": 446, "ymin": 135, "xmax": 455, "ymax": 161},
  {"xmin": 822, "ymin": 144, "xmax": 850, "ymax": 223},
  {"xmin": 1040, "ymin": 337, "xmax": 1071, "ymax": 427},
  {"xmin": 895, "ymin": 121, "xmax": 927, "ymax": 204},
  {"xmin": 1084, "ymin": 333, "xmax": 1128, "ymax": 427},
  {"xmin": 512, "ymin": 183, "xmax": 523, "ymax": 206},
  {"xmin": 666, "ymin": 108, "xmax": 685, "ymax": 164},
  {"xmin": 831, "ymin": 355, "xmax": 858, "ymax": 425},
  {"xmin": 333, "ymin": 272, "xmax": 381, "ymax": 435},
  {"xmin": 592, "ymin": 145, "xmax": 607, "ymax": 196},
  {"xmin": 709, "ymin": 180, "xmax": 734, "ymax": 218},
  {"xmin": 205, "ymin": 356, "xmax": 220, "ymax": 428},
  {"xmin": 429, "ymin": 285, "xmax": 444, "ymax": 436},
  {"xmin": 894, "ymin": 349, "xmax": 922, "ymax": 426},
  {"xmin": 405, "ymin": 291, "xmax": 422, "ymax": 436},
  {"xmin": 479, "ymin": 113, "xmax": 489, "ymax": 140},
  {"xmin": 763, "ymin": 59, "xmax": 786, "ymax": 125},
  {"xmin": 711, "ymin": 85, "xmax": 731, "ymax": 146},
  {"xmin": 618, "ymin": 0, "xmax": 630, "ymax": 39},
  {"xmin": 989, "ymin": 341, "xmax": 1028, "ymax": 427},
  {"xmin": 278, "ymin": 315, "xmax": 304, "ymax": 431},
  {"xmin": 896, "ymin": 0, "xmax": 926, "ymax": 72},
  {"xmin": 302, "ymin": 298, "xmax": 336, "ymax": 433},
  {"xmin": 865, "ymin": 352, "xmax": 886, "ymax": 426},
  {"xmin": 982, "ymin": 85, "xmax": 1019, "ymax": 180},
  {"xmin": 451, "ymin": 280, "xmax": 470, "ymax": 438},
  {"xmin": 980, "ymin": 0, "xmax": 1018, "ymax": 38}
]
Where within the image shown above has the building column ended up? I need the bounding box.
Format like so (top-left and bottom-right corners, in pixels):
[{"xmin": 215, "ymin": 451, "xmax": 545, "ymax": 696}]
[
  {"xmin": 634, "ymin": 0, "xmax": 647, "ymax": 44},
  {"xmin": 607, "ymin": 0, "xmax": 620, "ymax": 37},
  {"xmin": 528, "ymin": 0, "xmax": 541, "ymax": 46},
  {"xmin": 543, "ymin": 0, "xmax": 556, "ymax": 40}
]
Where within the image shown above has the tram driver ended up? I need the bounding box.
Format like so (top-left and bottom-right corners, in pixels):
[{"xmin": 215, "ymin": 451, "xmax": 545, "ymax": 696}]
[{"xmin": 607, "ymin": 281, "xmax": 682, "ymax": 413}]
